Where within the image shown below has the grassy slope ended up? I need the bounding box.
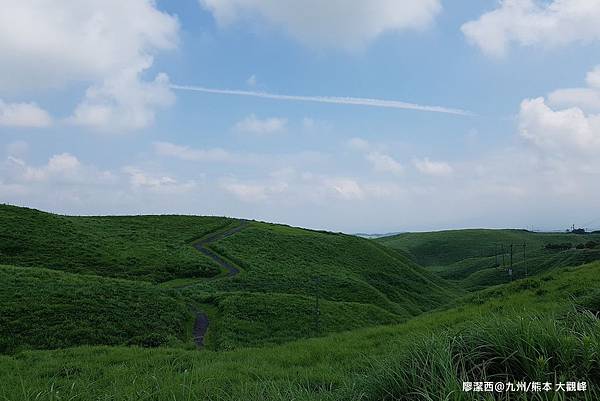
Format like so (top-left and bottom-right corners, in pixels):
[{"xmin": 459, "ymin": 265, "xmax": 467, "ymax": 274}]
[
  {"xmin": 2, "ymin": 261, "xmax": 599, "ymax": 401},
  {"xmin": 192, "ymin": 222, "xmax": 458, "ymax": 316},
  {"xmin": 1, "ymin": 205, "xmax": 457, "ymax": 350},
  {"xmin": 187, "ymin": 291, "xmax": 402, "ymax": 350},
  {"xmin": 377, "ymin": 228, "xmax": 600, "ymax": 266},
  {"xmin": 0, "ymin": 204, "xmax": 231, "ymax": 282},
  {"xmin": 174, "ymin": 221, "xmax": 460, "ymax": 348},
  {"xmin": 0, "ymin": 264, "xmax": 191, "ymax": 353},
  {"xmin": 378, "ymin": 228, "xmax": 600, "ymax": 289}
]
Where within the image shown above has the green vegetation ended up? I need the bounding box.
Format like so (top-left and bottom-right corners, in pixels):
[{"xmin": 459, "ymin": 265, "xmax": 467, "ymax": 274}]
[
  {"xmin": 378, "ymin": 229, "xmax": 600, "ymax": 289},
  {"xmin": 0, "ymin": 264, "xmax": 191, "ymax": 353},
  {"xmin": 0, "ymin": 204, "xmax": 230, "ymax": 282},
  {"xmin": 190, "ymin": 222, "xmax": 459, "ymax": 315},
  {"xmin": 187, "ymin": 291, "xmax": 402, "ymax": 349},
  {"xmin": 2, "ymin": 261, "xmax": 600, "ymax": 400},
  {"xmin": 377, "ymin": 228, "xmax": 600, "ymax": 266},
  {"xmin": 2, "ymin": 204, "xmax": 600, "ymax": 400}
]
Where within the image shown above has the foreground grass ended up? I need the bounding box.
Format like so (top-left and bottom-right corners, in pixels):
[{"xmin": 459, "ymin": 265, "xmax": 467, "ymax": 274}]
[
  {"xmin": 0, "ymin": 265, "xmax": 191, "ymax": 353},
  {"xmin": 2, "ymin": 262, "xmax": 599, "ymax": 400}
]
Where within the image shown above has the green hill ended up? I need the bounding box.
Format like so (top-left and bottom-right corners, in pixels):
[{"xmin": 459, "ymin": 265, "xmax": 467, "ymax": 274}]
[
  {"xmin": 0, "ymin": 204, "xmax": 458, "ymax": 351},
  {"xmin": 0, "ymin": 204, "xmax": 229, "ymax": 282},
  {"xmin": 0, "ymin": 264, "xmax": 190, "ymax": 353},
  {"xmin": 2, "ymin": 260, "xmax": 599, "ymax": 400},
  {"xmin": 377, "ymin": 228, "xmax": 600, "ymax": 289}
]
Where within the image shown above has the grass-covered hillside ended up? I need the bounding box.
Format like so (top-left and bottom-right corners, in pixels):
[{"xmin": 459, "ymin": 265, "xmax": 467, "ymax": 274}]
[
  {"xmin": 2, "ymin": 260, "xmax": 599, "ymax": 400},
  {"xmin": 176, "ymin": 221, "xmax": 460, "ymax": 348},
  {"xmin": 0, "ymin": 204, "xmax": 229, "ymax": 282},
  {"xmin": 378, "ymin": 229, "xmax": 600, "ymax": 289},
  {"xmin": 0, "ymin": 264, "xmax": 190, "ymax": 353},
  {"xmin": 3, "ymin": 204, "xmax": 600, "ymax": 400},
  {"xmin": 0, "ymin": 205, "xmax": 457, "ymax": 351}
]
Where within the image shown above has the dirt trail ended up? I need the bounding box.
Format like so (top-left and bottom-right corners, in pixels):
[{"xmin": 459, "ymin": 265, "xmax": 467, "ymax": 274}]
[{"xmin": 189, "ymin": 221, "xmax": 248, "ymax": 347}]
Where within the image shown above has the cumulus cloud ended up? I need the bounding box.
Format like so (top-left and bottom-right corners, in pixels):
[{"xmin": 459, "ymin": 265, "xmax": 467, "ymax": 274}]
[
  {"xmin": 234, "ymin": 114, "xmax": 288, "ymax": 135},
  {"xmin": 4, "ymin": 152, "xmax": 113, "ymax": 185},
  {"xmin": 123, "ymin": 166, "xmax": 196, "ymax": 193},
  {"xmin": 519, "ymin": 97, "xmax": 600, "ymax": 156},
  {"xmin": 462, "ymin": 0, "xmax": 600, "ymax": 57},
  {"xmin": 199, "ymin": 0, "xmax": 441, "ymax": 50},
  {"xmin": 347, "ymin": 137, "xmax": 403, "ymax": 176},
  {"xmin": 548, "ymin": 65, "xmax": 600, "ymax": 113},
  {"xmin": 413, "ymin": 157, "xmax": 453, "ymax": 177},
  {"xmin": 366, "ymin": 152, "xmax": 404, "ymax": 175},
  {"xmin": 68, "ymin": 71, "xmax": 175, "ymax": 131},
  {"xmin": 518, "ymin": 66, "xmax": 600, "ymax": 165},
  {"xmin": 0, "ymin": 100, "xmax": 52, "ymax": 127},
  {"xmin": 0, "ymin": 1, "xmax": 179, "ymax": 130}
]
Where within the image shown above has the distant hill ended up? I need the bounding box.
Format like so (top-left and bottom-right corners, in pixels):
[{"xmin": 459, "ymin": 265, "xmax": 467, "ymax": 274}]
[
  {"xmin": 377, "ymin": 228, "xmax": 600, "ymax": 289},
  {"xmin": 354, "ymin": 231, "xmax": 405, "ymax": 239}
]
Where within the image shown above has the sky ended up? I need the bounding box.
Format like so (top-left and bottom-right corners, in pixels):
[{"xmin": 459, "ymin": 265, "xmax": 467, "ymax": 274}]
[{"xmin": 1, "ymin": 0, "xmax": 600, "ymax": 233}]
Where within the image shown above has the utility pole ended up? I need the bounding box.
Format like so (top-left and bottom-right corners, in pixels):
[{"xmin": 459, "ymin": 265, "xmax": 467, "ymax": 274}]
[
  {"xmin": 501, "ymin": 244, "xmax": 505, "ymax": 268},
  {"xmin": 509, "ymin": 244, "xmax": 514, "ymax": 281},
  {"xmin": 523, "ymin": 242, "xmax": 527, "ymax": 277},
  {"xmin": 495, "ymin": 243, "xmax": 499, "ymax": 267},
  {"xmin": 314, "ymin": 277, "xmax": 321, "ymax": 335}
]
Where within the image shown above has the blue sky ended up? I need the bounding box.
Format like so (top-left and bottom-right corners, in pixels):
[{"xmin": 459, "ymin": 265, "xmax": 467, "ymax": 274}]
[{"xmin": 2, "ymin": 0, "xmax": 600, "ymax": 232}]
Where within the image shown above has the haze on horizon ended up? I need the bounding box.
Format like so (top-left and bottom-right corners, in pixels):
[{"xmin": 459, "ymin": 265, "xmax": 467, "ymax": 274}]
[{"xmin": 2, "ymin": 0, "xmax": 600, "ymax": 233}]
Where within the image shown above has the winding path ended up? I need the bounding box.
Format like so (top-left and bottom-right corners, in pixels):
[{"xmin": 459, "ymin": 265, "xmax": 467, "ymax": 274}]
[{"xmin": 189, "ymin": 221, "xmax": 248, "ymax": 347}]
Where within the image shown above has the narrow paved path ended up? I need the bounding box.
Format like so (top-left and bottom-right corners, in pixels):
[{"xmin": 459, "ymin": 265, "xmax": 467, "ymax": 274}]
[
  {"xmin": 192, "ymin": 221, "xmax": 248, "ymax": 277},
  {"xmin": 188, "ymin": 221, "xmax": 247, "ymax": 347}
]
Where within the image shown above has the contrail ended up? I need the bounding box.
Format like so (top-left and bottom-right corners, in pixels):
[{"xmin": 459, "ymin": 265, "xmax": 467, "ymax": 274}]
[{"xmin": 170, "ymin": 84, "xmax": 473, "ymax": 116}]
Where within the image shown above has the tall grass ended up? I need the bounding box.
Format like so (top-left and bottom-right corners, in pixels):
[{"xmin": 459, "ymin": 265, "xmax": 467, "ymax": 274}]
[{"xmin": 356, "ymin": 311, "xmax": 600, "ymax": 400}]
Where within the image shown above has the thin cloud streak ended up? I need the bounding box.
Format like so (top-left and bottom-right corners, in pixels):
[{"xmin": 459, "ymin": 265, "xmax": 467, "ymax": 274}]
[{"xmin": 170, "ymin": 84, "xmax": 474, "ymax": 116}]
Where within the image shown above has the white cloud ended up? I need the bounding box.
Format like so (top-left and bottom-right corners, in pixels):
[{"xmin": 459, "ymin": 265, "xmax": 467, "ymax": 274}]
[
  {"xmin": 0, "ymin": 99, "xmax": 52, "ymax": 127},
  {"xmin": 347, "ymin": 137, "xmax": 371, "ymax": 152},
  {"xmin": 234, "ymin": 114, "xmax": 288, "ymax": 135},
  {"xmin": 588, "ymin": 66, "xmax": 600, "ymax": 89},
  {"xmin": 220, "ymin": 177, "xmax": 288, "ymax": 202},
  {"xmin": 519, "ymin": 97, "xmax": 600, "ymax": 155},
  {"xmin": 413, "ymin": 157, "xmax": 453, "ymax": 176},
  {"xmin": 548, "ymin": 65, "xmax": 600, "ymax": 113},
  {"xmin": 347, "ymin": 137, "xmax": 403, "ymax": 175},
  {"xmin": 123, "ymin": 166, "xmax": 196, "ymax": 193},
  {"xmin": 199, "ymin": 0, "xmax": 441, "ymax": 50},
  {"xmin": 366, "ymin": 152, "xmax": 404, "ymax": 175},
  {"xmin": 462, "ymin": 0, "xmax": 600, "ymax": 57},
  {"xmin": 4, "ymin": 152, "xmax": 114, "ymax": 185},
  {"xmin": 518, "ymin": 66, "xmax": 600, "ymax": 162},
  {"xmin": 0, "ymin": 1, "xmax": 179, "ymax": 130},
  {"xmin": 153, "ymin": 141, "xmax": 235, "ymax": 163},
  {"xmin": 68, "ymin": 71, "xmax": 175, "ymax": 131},
  {"xmin": 326, "ymin": 178, "xmax": 364, "ymax": 200},
  {"xmin": 246, "ymin": 74, "xmax": 258, "ymax": 87}
]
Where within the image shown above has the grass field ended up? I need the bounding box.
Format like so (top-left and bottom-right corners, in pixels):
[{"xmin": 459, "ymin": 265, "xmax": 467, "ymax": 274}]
[
  {"xmin": 0, "ymin": 264, "xmax": 191, "ymax": 353},
  {"xmin": 2, "ymin": 204, "xmax": 600, "ymax": 400},
  {"xmin": 191, "ymin": 222, "xmax": 459, "ymax": 315},
  {"xmin": 0, "ymin": 204, "xmax": 230, "ymax": 282},
  {"xmin": 1, "ymin": 261, "xmax": 599, "ymax": 400},
  {"xmin": 378, "ymin": 229, "xmax": 600, "ymax": 289}
]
